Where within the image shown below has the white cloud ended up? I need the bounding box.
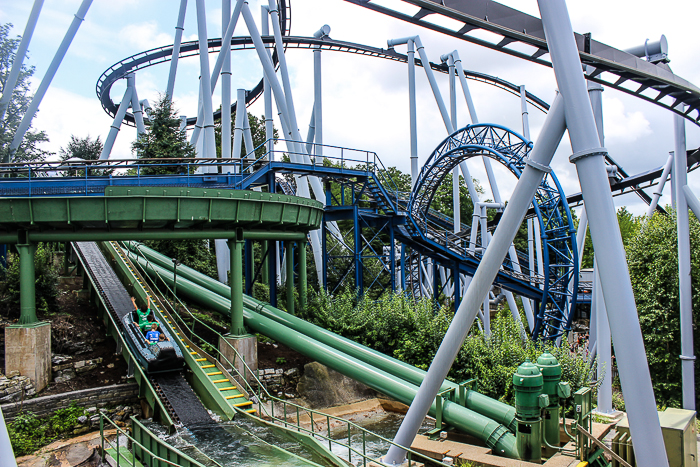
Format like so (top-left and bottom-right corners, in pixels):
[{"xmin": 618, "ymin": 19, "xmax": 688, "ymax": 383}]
[
  {"xmin": 602, "ymin": 97, "xmax": 652, "ymax": 144},
  {"xmin": 119, "ymin": 21, "xmax": 174, "ymax": 51}
]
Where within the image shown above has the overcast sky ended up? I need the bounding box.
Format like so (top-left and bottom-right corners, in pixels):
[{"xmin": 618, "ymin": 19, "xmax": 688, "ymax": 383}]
[{"xmin": 1, "ymin": 0, "xmax": 699, "ymax": 216}]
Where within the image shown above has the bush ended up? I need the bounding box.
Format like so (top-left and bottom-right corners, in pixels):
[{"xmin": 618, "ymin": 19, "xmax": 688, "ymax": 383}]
[
  {"xmin": 8, "ymin": 404, "xmax": 87, "ymax": 456},
  {"xmin": 302, "ymin": 290, "xmax": 595, "ymax": 406}
]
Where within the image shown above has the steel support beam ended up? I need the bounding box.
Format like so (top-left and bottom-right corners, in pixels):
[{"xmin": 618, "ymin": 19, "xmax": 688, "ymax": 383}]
[
  {"xmin": 286, "ymin": 241, "xmax": 294, "ymax": 315},
  {"xmin": 384, "ymin": 92, "xmax": 567, "ymax": 466},
  {"xmin": 539, "ymin": 1, "xmax": 668, "ymax": 464},
  {"xmin": 674, "ymin": 110, "xmax": 695, "ymax": 411}
]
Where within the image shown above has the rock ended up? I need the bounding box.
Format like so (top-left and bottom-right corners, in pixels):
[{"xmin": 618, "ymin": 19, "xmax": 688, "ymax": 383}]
[
  {"xmin": 297, "ymin": 362, "xmax": 377, "ymax": 409},
  {"xmin": 264, "ymin": 369, "xmax": 275, "ymax": 375},
  {"xmin": 7, "ymin": 370, "xmax": 20, "ymax": 377},
  {"xmin": 65, "ymin": 441, "xmax": 94, "ymax": 463},
  {"xmin": 107, "ymin": 363, "xmax": 115, "ymax": 369},
  {"xmin": 87, "ymin": 407, "xmax": 97, "ymax": 414},
  {"xmin": 284, "ymin": 368, "xmax": 299, "ymax": 378},
  {"xmin": 284, "ymin": 393, "xmax": 296, "ymax": 399},
  {"xmin": 78, "ymin": 415, "xmax": 88, "ymax": 424}
]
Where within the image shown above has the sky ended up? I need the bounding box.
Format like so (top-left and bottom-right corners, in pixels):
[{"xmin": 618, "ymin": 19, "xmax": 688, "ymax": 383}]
[{"xmin": 1, "ymin": 0, "xmax": 699, "ymax": 216}]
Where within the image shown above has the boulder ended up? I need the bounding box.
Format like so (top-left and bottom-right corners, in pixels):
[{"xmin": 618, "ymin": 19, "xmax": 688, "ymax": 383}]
[{"xmin": 297, "ymin": 362, "xmax": 377, "ymax": 409}]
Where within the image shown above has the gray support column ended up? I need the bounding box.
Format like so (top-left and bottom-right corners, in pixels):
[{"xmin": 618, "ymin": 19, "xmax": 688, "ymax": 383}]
[
  {"xmin": 189, "ymin": 0, "xmax": 244, "ymax": 147},
  {"xmin": 195, "ymin": 0, "xmax": 216, "ymax": 161},
  {"xmin": 383, "ymin": 94, "xmax": 567, "ymax": 466},
  {"xmin": 17, "ymin": 243, "xmax": 37, "ymax": 325},
  {"xmin": 127, "ymin": 74, "xmax": 145, "ymax": 135},
  {"xmin": 232, "ymin": 89, "xmax": 245, "ymax": 163},
  {"xmin": 673, "ymin": 110, "xmax": 695, "ymax": 411},
  {"xmin": 221, "ymin": 0, "xmax": 232, "ymax": 162},
  {"xmin": 408, "ymin": 39, "xmax": 418, "ymax": 187},
  {"xmin": 242, "ymin": 103, "xmax": 255, "ymax": 157},
  {"xmin": 0, "ymin": 406, "xmax": 17, "ymax": 467},
  {"xmin": 446, "ymin": 54, "xmax": 460, "ymax": 234},
  {"xmin": 313, "ymin": 26, "xmax": 330, "ymax": 161},
  {"xmin": 261, "ymin": 6, "xmax": 274, "ymax": 159},
  {"xmin": 594, "ymin": 260, "xmax": 613, "ymax": 413},
  {"xmin": 0, "ymin": 0, "xmax": 43, "ymax": 123},
  {"xmin": 538, "ymin": 1, "xmax": 668, "ymax": 464},
  {"xmin": 8, "ymin": 0, "xmax": 93, "ymax": 162},
  {"xmin": 166, "ymin": 0, "xmax": 187, "ymax": 99},
  {"xmin": 647, "ymin": 153, "xmax": 673, "ymax": 218},
  {"xmin": 99, "ymin": 86, "xmax": 133, "ymax": 160},
  {"xmin": 684, "ymin": 185, "xmax": 700, "ymax": 219}
]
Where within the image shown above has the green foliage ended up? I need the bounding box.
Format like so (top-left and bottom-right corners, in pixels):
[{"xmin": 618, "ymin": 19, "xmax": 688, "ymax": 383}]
[
  {"xmin": 59, "ymin": 135, "xmax": 112, "ymax": 176},
  {"xmin": 302, "ymin": 290, "xmax": 594, "ymax": 405},
  {"xmin": 143, "ymin": 239, "xmax": 217, "ymax": 279},
  {"xmin": 8, "ymin": 405, "xmax": 87, "ymax": 456},
  {"xmin": 276, "ymin": 357, "xmax": 287, "ymax": 365},
  {"xmin": 581, "ymin": 206, "xmax": 641, "ymax": 269},
  {"xmin": 0, "ymin": 243, "xmax": 59, "ymax": 319},
  {"xmin": 0, "ymin": 23, "xmax": 50, "ymax": 163},
  {"xmin": 132, "ymin": 94, "xmax": 196, "ymax": 175},
  {"xmin": 627, "ymin": 209, "xmax": 700, "ymax": 409}
]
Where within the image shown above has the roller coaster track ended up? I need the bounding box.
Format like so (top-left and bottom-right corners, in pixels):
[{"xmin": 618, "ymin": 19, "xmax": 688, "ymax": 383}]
[
  {"xmin": 96, "ymin": 36, "xmax": 549, "ymax": 127},
  {"xmin": 343, "ymin": 0, "xmax": 700, "ymax": 126}
]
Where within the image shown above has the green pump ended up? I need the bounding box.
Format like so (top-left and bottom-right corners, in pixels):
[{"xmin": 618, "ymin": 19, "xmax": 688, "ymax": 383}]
[
  {"xmin": 513, "ymin": 359, "xmax": 549, "ymax": 462},
  {"xmin": 536, "ymin": 353, "xmax": 570, "ymax": 457}
]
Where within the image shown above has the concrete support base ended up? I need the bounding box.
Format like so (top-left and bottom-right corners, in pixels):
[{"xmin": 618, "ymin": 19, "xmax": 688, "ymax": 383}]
[
  {"xmin": 5, "ymin": 322, "xmax": 51, "ymax": 392},
  {"xmin": 219, "ymin": 334, "xmax": 257, "ymax": 386}
]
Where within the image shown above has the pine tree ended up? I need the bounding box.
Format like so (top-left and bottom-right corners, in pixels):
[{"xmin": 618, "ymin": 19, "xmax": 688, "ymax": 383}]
[{"xmin": 132, "ymin": 94, "xmax": 196, "ymax": 175}]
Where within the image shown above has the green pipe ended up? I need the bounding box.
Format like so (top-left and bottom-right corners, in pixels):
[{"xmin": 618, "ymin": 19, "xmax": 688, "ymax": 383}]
[
  {"xmin": 286, "ymin": 241, "xmax": 294, "ymax": 315},
  {"xmin": 124, "ymin": 242, "xmax": 518, "ymax": 433},
  {"xmin": 0, "ymin": 230, "xmax": 308, "ymax": 244},
  {"xmin": 127, "ymin": 254, "xmax": 519, "ymax": 459},
  {"xmin": 230, "ymin": 239, "xmax": 246, "ymax": 335},
  {"xmin": 17, "ymin": 243, "xmax": 37, "ymax": 325}
]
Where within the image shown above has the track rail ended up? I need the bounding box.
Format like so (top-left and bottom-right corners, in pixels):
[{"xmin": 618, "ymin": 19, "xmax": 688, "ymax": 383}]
[{"xmin": 344, "ymin": 0, "xmax": 700, "ymax": 126}]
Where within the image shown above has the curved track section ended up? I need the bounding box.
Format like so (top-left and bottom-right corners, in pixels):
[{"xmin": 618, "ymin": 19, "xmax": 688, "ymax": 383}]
[
  {"xmin": 97, "ymin": 36, "xmax": 549, "ymax": 127},
  {"xmin": 344, "ymin": 0, "xmax": 700, "ymax": 126},
  {"xmin": 408, "ymin": 124, "xmax": 577, "ymax": 340},
  {"xmin": 95, "ymin": 0, "xmax": 291, "ymax": 127}
]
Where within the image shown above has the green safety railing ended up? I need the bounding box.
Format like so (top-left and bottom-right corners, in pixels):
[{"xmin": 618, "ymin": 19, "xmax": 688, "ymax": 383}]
[
  {"xmin": 100, "ymin": 414, "xmax": 210, "ymax": 467},
  {"xmin": 122, "ymin": 241, "xmax": 452, "ymax": 467}
]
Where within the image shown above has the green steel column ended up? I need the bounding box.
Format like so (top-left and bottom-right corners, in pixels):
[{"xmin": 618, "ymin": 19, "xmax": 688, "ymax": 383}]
[
  {"xmin": 286, "ymin": 241, "xmax": 294, "ymax": 315},
  {"xmin": 261, "ymin": 241, "xmax": 269, "ymax": 286},
  {"xmin": 229, "ymin": 237, "xmax": 246, "ymax": 335},
  {"xmin": 298, "ymin": 241, "xmax": 307, "ymax": 312},
  {"xmin": 17, "ymin": 243, "xmax": 37, "ymax": 325}
]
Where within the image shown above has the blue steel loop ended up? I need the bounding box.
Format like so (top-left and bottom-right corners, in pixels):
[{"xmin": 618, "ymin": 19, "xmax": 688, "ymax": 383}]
[{"xmin": 408, "ymin": 123, "xmax": 578, "ymax": 341}]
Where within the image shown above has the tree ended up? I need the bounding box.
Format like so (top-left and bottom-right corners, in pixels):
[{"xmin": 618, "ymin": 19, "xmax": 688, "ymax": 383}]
[
  {"xmin": 627, "ymin": 209, "xmax": 700, "ymax": 409},
  {"xmin": 0, "ymin": 23, "xmax": 50, "ymax": 163},
  {"xmin": 132, "ymin": 94, "xmax": 196, "ymax": 175},
  {"xmin": 133, "ymin": 94, "xmax": 213, "ymax": 276},
  {"xmin": 581, "ymin": 206, "xmax": 641, "ymax": 268},
  {"xmin": 59, "ymin": 135, "xmax": 102, "ymax": 161},
  {"xmin": 59, "ymin": 135, "xmax": 111, "ymax": 176}
]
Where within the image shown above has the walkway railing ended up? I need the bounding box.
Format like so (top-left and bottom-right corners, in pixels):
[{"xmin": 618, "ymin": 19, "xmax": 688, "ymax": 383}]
[
  {"xmin": 122, "ymin": 242, "xmax": 451, "ymax": 467},
  {"xmin": 100, "ymin": 414, "xmax": 208, "ymax": 467}
]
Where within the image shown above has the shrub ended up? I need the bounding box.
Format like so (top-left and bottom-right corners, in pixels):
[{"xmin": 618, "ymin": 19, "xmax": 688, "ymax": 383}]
[{"xmin": 8, "ymin": 404, "xmax": 87, "ymax": 456}]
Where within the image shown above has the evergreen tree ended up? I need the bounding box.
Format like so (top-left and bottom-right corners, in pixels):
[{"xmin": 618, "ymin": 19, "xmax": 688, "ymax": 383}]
[
  {"xmin": 59, "ymin": 135, "xmax": 111, "ymax": 176},
  {"xmin": 0, "ymin": 23, "xmax": 50, "ymax": 163},
  {"xmin": 132, "ymin": 94, "xmax": 196, "ymax": 175}
]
